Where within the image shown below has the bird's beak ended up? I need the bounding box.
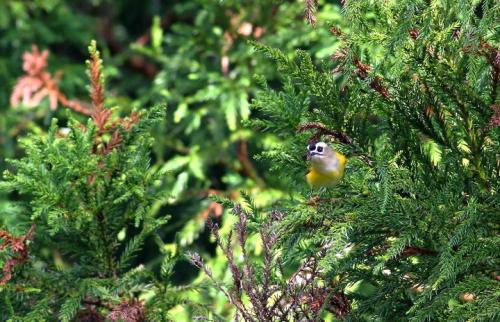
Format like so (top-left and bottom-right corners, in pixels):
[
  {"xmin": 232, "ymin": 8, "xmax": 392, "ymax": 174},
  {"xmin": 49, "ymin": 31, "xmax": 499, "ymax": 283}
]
[{"xmin": 307, "ymin": 151, "xmax": 317, "ymax": 160}]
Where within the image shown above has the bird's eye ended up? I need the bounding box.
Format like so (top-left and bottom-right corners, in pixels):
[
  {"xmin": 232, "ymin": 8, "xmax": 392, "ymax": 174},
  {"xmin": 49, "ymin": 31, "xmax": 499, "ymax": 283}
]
[
  {"xmin": 308, "ymin": 144, "xmax": 316, "ymax": 151},
  {"xmin": 317, "ymin": 146, "xmax": 323, "ymax": 153}
]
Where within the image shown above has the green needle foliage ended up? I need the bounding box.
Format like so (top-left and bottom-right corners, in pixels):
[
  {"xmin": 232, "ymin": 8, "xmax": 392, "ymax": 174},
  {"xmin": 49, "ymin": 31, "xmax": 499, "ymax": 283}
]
[
  {"xmin": 0, "ymin": 42, "xmax": 174, "ymax": 321},
  {"xmin": 197, "ymin": 0, "xmax": 499, "ymax": 321}
]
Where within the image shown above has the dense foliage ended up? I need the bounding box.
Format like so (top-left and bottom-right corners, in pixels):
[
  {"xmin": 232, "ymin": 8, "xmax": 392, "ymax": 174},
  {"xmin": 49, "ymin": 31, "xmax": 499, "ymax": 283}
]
[
  {"xmin": 244, "ymin": 0, "xmax": 499, "ymax": 321},
  {"xmin": 0, "ymin": 0, "xmax": 498, "ymax": 321}
]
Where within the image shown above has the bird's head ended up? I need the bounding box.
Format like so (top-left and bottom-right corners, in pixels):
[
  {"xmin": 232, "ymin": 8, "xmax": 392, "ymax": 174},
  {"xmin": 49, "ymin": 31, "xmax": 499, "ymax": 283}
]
[{"xmin": 307, "ymin": 141, "xmax": 333, "ymax": 162}]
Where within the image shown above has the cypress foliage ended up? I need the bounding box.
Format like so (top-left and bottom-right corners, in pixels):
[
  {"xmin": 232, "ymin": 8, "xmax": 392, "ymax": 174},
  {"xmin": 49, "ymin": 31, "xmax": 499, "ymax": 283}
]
[
  {"xmin": 0, "ymin": 41, "xmax": 174, "ymax": 321},
  {"xmin": 198, "ymin": 1, "xmax": 499, "ymax": 321},
  {"xmin": 0, "ymin": 1, "xmax": 498, "ymax": 320}
]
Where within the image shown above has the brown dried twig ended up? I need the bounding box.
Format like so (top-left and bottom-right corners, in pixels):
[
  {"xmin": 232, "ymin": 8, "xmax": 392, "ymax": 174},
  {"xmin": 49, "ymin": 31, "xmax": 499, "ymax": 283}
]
[
  {"xmin": 188, "ymin": 204, "xmax": 351, "ymax": 321},
  {"xmin": 329, "ymin": 26, "xmax": 345, "ymax": 39},
  {"xmin": 10, "ymin": 45, "xmax": 92, "ymax": 115},
  {"xmin": 88, "ymin": 41, "xmax": 110, "ymax": 133},
  {"xmin": 352, "ymin": 59, "xmax": 391, "ymax": 100}
]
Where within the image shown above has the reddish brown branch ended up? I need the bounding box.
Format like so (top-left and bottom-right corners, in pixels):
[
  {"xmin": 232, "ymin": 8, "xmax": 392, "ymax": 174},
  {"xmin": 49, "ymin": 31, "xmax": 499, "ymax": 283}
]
[
  {"xmin": 88, "ymin": 42, "xmax": 111, "ymax": 132},
  {"xmin": 329, "ymin": 26, "xmax": 345, "ymax": 39},
  {"xmin": 0, "ymin": 225, "xmax": 36, "ymax": 285},
  {"xmin": 352, "ymin": 60, "xmax": 391, "ymax": 99},
  {"xmin": 86, "ymin": 42, "xmax": 141, "ymax": 156},
  {"xmin": 488, "ymin": 104, "xmax": 500, "ymax": 128},
  {"xmin": 297, "ymin": 122, "xmax": 353, "ymax": 146},
  {"xmin": 88, "ymin": 50, "xmax": 104, "ymax": 113},
  {"xmin": 305, "ymin": 0, "xmax": 318, "ymax": 26}
]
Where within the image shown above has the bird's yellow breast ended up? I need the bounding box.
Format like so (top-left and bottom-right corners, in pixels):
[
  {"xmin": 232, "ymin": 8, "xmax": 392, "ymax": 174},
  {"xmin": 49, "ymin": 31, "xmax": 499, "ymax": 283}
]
[
  {"xmin": 306, "ymin": 152, "xmax": 346, "ymax": 188},
  {"xmin": 306, "ymin": 168, "xmax": 343, "ymax": 188}
]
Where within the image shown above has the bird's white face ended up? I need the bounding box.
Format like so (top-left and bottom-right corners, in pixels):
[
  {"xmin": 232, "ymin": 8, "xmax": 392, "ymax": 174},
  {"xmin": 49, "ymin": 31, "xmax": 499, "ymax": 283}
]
[
  {"xmin": 307, "ymin": 141, "xmax": 339, "ymax": 172},
  {"xmin": 307, "ymin": 141, "xmax": 328, "ymax": 161}
]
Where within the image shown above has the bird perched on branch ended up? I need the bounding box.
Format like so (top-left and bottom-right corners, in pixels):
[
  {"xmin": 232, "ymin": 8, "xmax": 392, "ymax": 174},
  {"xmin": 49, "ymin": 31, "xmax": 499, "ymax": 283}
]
[{"xmin": 306, "ymin": 141, "xmax": 346, "ymax": 189}]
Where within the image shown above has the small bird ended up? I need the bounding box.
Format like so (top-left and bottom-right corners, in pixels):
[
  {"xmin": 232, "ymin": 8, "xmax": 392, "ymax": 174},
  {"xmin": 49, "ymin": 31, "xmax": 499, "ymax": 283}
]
[{"xmin": 306, "ymin": 141, "xmax": 346, "ymax": 189}]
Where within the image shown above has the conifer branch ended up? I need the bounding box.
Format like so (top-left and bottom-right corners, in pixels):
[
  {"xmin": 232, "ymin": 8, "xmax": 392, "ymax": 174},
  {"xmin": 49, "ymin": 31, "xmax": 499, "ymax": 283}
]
[
  {"xmin": 2, "ymin": 39, "xmax": 168, "ymax": 319},
  {"xmin": 251, "ymin": 3, "xmax": 499, "ymax": 320}
]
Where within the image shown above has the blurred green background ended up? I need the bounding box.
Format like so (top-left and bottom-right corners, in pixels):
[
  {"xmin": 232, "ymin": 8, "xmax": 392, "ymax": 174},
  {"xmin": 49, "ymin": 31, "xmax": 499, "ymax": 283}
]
[{"xmin": 0, "ymin": 0, "xmax": 342, "ymax": 319}]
